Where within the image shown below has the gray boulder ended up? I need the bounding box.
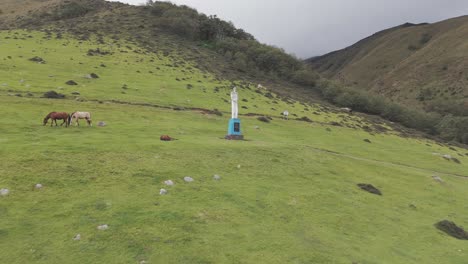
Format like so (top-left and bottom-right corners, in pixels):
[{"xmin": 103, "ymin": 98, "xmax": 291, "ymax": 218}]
[
  {"xmin": 0, "ymin": 188, "xmax": 9, "ymax": 196},
  {"xmin": 164, "ymin": 180, "xmax": 174, "ymax": 186},
  {"xmin": 184, "ymin": 177, "xmax": 194, "ymax": 182}
]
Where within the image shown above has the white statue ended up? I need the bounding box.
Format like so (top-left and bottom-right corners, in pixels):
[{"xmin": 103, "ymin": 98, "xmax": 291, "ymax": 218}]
[{"xmin": 231, "ymin": 87, "xmax": 238, "ymax": 119}]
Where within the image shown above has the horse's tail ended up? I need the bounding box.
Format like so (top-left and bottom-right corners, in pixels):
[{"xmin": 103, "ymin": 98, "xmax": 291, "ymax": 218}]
[{"xmin": 68, "ymin": 112, "xmax": 74, "ymax": 125}]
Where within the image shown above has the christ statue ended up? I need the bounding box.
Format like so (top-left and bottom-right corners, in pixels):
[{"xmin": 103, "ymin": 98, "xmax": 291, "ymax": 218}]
[{"xmin": 231, "ymin": 87, "xmax": 238, "ymax": 119}]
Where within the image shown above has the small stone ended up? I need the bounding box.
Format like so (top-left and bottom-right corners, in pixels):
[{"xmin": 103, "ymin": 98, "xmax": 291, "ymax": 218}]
[
  {"xmin": 164, "ymin": 180, "xmax": 174, "ymax": 186},
  {"xmin": 66, "ymin": 80, "xmax": 78, "ymax": 85},
  {"xmin": 254, "ymin": 126, "xmax": 260, "ymax": 130},
  {"xmin": 184, "ymin": 177, "xmax": 194, "ymax": 182},
  {"xmin": 97, "ymin": 224, "xmax": 109, "ymax": 230},
  {"xmin": 0, "ymin": 189, "xmax": 10, "ymax": 196},
  {"xmin": 73, "ymin": 234, "xmax": 81, "ymax": 241},
  {"xmin": 237, "ymin": 165, "xmax": 241, "ymax": 169},
  {"xmin": 97, "ymin": 121, "xmax": 106, "ymax": 127},
  {"xmin": 432, "ymin": 175, "xmax": 443, "ymax": 183},
  {"xmin": 443, "ymin": 154, "xmax": 452, "ymax": 160},
  {"xmin": 160, "ymin": 189, "xmax": 168, "ymax": 195},
  {"xmin": 213, "ymin": 175, "xmax": 221, "ymax": 180},
  {"xmin": 35, "ymin": 184, "xmax": 43, "ymax": 189}
]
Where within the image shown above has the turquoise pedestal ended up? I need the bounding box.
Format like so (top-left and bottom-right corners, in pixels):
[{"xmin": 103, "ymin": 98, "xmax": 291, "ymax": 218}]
[{"xmin": 226, "ymin": 118, "xmax": 244, "ymax": 140}]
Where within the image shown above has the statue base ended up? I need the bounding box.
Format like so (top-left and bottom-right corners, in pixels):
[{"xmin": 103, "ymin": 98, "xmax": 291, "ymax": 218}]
[
  {"xmin": 225, "ymin": 134, "xmax": 244, "ymax": 140},
  {"xmin": 226, "ymin": 118, "xmax": 243, "ymax": 140}
]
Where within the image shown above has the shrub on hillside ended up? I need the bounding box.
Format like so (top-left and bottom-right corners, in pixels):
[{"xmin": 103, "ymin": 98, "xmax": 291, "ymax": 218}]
[
  {"xmin": 52, "ymin": 2, "xmax": 92, "ymax": 20},
  {"xmin": 291, "ymin": 70, "xmax": 319, "ymax": 87}
]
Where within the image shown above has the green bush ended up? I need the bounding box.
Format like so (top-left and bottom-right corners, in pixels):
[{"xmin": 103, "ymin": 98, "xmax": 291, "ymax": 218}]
[
  {"xmin": 292, "ymin": 70, "xmax": 319, "ymax": 87},
  {"xmin": 53, "ymin": 2, "xmax": 92, "ymax": 20}
]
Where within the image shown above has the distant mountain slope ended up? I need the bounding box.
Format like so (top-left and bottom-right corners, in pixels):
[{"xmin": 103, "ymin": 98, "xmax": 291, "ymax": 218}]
[{"xmin": 307, "ymin": 16, "xmax": 468, "ymax": 113}]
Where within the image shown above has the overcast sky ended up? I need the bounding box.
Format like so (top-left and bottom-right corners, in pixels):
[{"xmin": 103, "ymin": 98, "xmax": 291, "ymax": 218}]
[{"xmin": 109, "ymin": 0, "xmax": 468, "ymax": 58}]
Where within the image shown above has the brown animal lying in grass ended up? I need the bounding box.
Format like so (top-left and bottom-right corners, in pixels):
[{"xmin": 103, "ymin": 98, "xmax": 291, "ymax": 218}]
[{"xmin": 160, "ymin": 135, "xmax": 177, "ymax": 141}]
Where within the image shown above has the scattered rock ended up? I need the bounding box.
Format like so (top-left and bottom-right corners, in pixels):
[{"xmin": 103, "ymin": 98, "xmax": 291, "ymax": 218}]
[
  {"xmin": 442, "ymin": 154, "xmax": 452, "ymax": 160},
  {"xmin": 296, "ymin": 116, "xmax": 313, "ymax": 122},
  {"xmin": 34, "ymin": 183, "xmax": 43, "ymax": 189},
  {"xmin": 29, "ymin": 56, "xmax": 46, "ymax": 64},
  {"xmin": 97, "ymin": 121, "xmax": 106, "ymax": 127},
  {"xmin": 89, "ymin": 73, "xmax": 99, "ymax": 79},
  {"xmin": 0, "ymin": 189, "xmax": 10, "ymax": 197},
  {"xmin": 257, "ymin": 116, "xmax": 270, "ymax": 123},
  {"xmin": 409, "ymin": 203, "xmax": 417, "ymax": 209},
  {"xmin": 43, "ymin": 90, "xmax": 65, "ymax": 99},
  {"xmin": 432, "ymin": 175, "xmax": 443, "ymax": 183},
  {"xmin": 364, "ymin": 139, "xmax": 372, "ymax": 143},
  {"xmin": 87, "ymin": 48, "xmax": 112, "ymax": 56},
  {"xmin": 254, "ymin": 126, "xmax": 260, "ymax": 130},
  {"xmin": 237, "ymin": 164, "xmax": 241, "ymax": 169},
  {"xmin": 213, "ymin": 175, "xmax": 221, "ymax": 180},
  {"xmin": 97, "ymin": 224, "xmax": 109, "ymax": 231},
  {"xmin": 160, "ymin": 189, "xmax": 168, "ymax": 195},
  {"xmin": 184, "ymin": 177, "xmax": 194, "ymax": 182},
  {"xmin": 73, "ymin": 234, "xmax": 81, "ymax": 241},
  {"xmin": 357, "ymin": 183, "xmax": 382, "ymax": 196},
  {"xmin": 66, "ymin": 80, "xmax": 78, "ymax": 85},
  {"xmin": 435, "ymin": 220, "xmax": 468, "ymax": 240},
  {"xmin": 164, "ymin": 180, "xmax": 174, "ymax": 186}
]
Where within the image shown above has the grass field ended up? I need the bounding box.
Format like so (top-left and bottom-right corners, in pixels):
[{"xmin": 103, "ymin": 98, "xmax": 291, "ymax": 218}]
[{"xmin": 1, "ymin": 30, "xmax": 468, "ymax": 264}]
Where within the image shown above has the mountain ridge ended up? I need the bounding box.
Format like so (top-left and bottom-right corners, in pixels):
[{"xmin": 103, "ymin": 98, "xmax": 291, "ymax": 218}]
[{"xmin": 307, "ymin": 15, "xmax": 468, "ymax": 114}]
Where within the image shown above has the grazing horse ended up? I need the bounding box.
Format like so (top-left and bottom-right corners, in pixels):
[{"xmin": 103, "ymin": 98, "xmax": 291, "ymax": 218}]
[
  {"xmin": 43, "ymin": 112, "xmax": 69, "ymax": 127},
  {"xmin": 68, "ymin": 112, "xmax": 92, "ymax": 126}
]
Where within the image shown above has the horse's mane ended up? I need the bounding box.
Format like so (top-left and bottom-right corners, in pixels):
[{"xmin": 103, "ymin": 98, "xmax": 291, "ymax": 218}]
[{"xmin": 45, "ymin": 112, "xmax": 56, "ymax": 119}]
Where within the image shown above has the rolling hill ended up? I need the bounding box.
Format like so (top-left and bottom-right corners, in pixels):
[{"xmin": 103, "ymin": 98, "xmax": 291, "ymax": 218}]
[
  {"xmin": 1, "ymin": 1, "xmax": 468, "ymax": 263},
  {"xmin": 307, "ymin": 16, "xmax": 468, "ymax": 114}
]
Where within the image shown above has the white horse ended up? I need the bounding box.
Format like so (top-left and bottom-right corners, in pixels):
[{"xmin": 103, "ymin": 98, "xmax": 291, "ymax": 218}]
[
  {"xmin": 68, "ymin": 112, "xmax": 92, "ymax": 126},
  {"xmin": 282, "ymin": 110, "xmax": 289, "ymax": 120}
]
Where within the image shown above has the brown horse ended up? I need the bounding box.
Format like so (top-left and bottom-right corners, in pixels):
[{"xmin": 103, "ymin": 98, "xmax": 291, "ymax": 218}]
[{"xmin": 43, "ymin": 112, "xmax": 69, "ymax": 127}]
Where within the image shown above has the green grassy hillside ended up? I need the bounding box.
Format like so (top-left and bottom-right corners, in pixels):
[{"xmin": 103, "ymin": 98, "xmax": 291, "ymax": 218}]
[
  {"xmin": 307, "ymin": 16, "xmax": 468, "ymax": 112},
  {"xmin": 2, "ymin": 90, "xmax": 468, "ymax": 264},
  {"xmin": 1, "ymin": 29, "xmax": 468, "ymax": 264}
]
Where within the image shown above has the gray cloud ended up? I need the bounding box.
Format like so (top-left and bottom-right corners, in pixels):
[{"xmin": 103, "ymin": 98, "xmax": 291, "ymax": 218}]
[{"xmin": 109, "ymin": 0, "xmax": 468, "ymax": 58}]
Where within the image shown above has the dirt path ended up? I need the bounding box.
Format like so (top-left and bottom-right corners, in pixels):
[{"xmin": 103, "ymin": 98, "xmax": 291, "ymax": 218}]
[{"xmin": 305, "ymin": 146, "xmax": 468, "ymax": 179}]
